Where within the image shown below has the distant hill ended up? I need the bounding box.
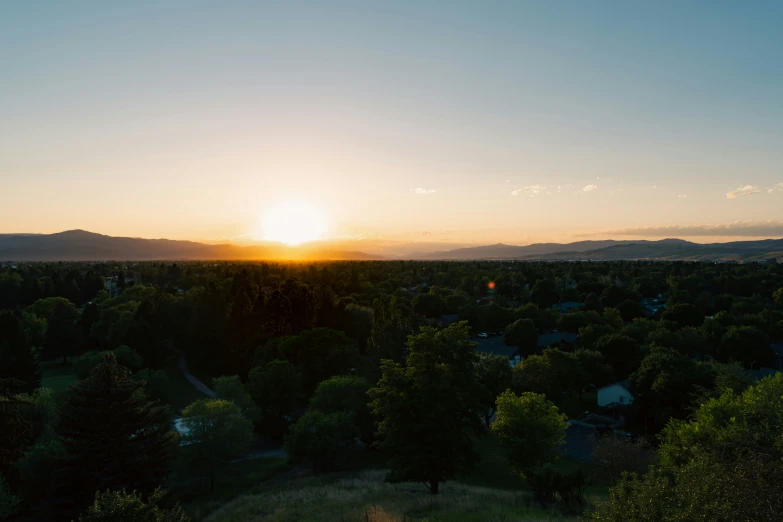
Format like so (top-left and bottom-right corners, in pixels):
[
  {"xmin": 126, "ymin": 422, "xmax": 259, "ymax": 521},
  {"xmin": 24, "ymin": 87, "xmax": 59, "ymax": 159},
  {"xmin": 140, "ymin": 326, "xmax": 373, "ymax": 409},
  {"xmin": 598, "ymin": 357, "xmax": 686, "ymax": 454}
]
[
  {"xmin": 412, "ymin": 238, "xmax": 783, "ymax": 262},
  {"xmin": 0, "ymin": 230, "xmax": 382, "ymax": 261},
  {"xmin": 2, "ymin": 230, "xmax": 781, "ymax": 262}
]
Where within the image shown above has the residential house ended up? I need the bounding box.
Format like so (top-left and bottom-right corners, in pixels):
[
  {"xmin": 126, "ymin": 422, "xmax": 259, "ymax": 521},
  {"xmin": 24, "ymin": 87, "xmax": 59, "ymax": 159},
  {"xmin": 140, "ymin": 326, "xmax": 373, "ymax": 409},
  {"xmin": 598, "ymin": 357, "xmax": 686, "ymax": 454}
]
[{"xmin": 597, "ymin": 380, "xmax": 634, "ymax": 408}]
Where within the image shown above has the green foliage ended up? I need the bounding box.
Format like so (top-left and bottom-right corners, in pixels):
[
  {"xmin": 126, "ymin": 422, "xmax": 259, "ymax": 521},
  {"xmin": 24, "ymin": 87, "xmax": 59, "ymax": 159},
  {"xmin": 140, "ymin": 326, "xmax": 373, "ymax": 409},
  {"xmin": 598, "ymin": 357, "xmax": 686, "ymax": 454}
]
[
  {"xmin": 73, "ymin": 346, "xmax": 143, "ymax": 380},
  {"xmin": 413, "ymin": 292, "xmax": 446, "ymax": 318},
  {"xmin": 284, "ymin": 410, "xmax": 358, "ymax": 472},
  {"xmin": 491, "ymin": 390, "xmax": 567, "ymax": 476},
  {"xmin": 17, "ymin": 386, "xmax": 58, "ymax": 443},
  {"xmin": 594, "ymin": 334, "xmax": 640, "ymax": 377},
  {"xmin": 212, "ymin": 375, "xmax": 260, "ymax": 422},
  {"xmin": 530, "ymin": 279, "xmax": 559, "ymax": 308},
  {"xmin": 369, "ymin": 322, "xmax": 483, "ymax": 494},
  {"xmin": 474, "ymin": 353, "xmax": 514, "ymax": 427},
  {"xmin": 180, "ymin": 399, "xmax": 253, "ymax": 492},
  {"xmin": 774, "ymin": 287, "xmax": 783, "ymax": 309},
  {"xmin": 44, "ymin": 299, "xmax": 83, "ymax": 363},
  {"xmin": 308, "ymin": 375, "xmax": 373, "ymax": 442},
  {"xmin": 661, "ymin": 302, "xmax": 703, "ymax": 328},
  {"xmin": 247, "ymin": 359, "xmax": 300, "ymax": 437},
  {"xmin": 367, "ymin": 295, "xmax": 413, "ymax": 366},
  {"xmin": 15, "ymin": 438, "xmax": 66, "ymax": 508},
  {"xmin": 718, "ymin": 325, "xmax": 773, "ymax": 367},
  {"xmin": 629, "ymin": 345, "xmax": 711, "ymax": 431},
  {"xmin": 256, "ymin": 327, "xmax": 360, "ymax": 395},
  {"xmin": 78, "ymin": 488, "xmax": 190, "ymax": 522},
  {"xmin": 52, "ymin": 353, "xmax": 175, "ymax": 520},
  {"xmin": 591, "ymin": 373, "xmax": 783, "ymax": 521},
  {"xmin": 130, "ymin": 368, "xmax": 171, "ymax": 403},
  {"xmin": 527, "ymin": 462, "xmax": 587, "ymax": 508},
  {"xmin": 0, "ymin": 473, "xmax": 20, "ymax": 520},
  {"xmin": 503, "ymin": 318, "xmax": 538, "ymax": 352},
  {"xmin": 0, "ymin": 310, "xmax": 41, "ymax": 392}
]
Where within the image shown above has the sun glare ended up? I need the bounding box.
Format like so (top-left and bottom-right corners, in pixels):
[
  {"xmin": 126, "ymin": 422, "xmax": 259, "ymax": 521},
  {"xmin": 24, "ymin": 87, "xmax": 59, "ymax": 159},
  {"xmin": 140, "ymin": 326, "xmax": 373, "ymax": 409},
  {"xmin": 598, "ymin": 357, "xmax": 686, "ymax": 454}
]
[{"xmin": 262, "ymin": 201, "xmax": 328, "ymax": 246}]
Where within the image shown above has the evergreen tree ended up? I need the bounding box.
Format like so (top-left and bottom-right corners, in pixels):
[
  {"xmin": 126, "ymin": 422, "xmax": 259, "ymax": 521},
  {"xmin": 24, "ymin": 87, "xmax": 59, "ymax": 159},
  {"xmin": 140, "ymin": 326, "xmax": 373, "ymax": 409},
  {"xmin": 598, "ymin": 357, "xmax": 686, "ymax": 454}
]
[
  {"xmin": 51, "ymin": 353, "xmax": 175, "ymax": 521},
  {"xmin": 0, "ymin": 310, "xmax": 41, "ymax": 393}
]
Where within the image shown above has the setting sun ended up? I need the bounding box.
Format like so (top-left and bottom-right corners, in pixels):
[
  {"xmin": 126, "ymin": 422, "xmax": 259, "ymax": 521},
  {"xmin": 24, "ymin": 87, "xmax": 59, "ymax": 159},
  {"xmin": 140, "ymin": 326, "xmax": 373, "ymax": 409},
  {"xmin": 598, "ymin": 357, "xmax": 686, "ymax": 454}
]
[{"xmin": 261, "ymin": 201, "xmax": 328, "ymax": 246}]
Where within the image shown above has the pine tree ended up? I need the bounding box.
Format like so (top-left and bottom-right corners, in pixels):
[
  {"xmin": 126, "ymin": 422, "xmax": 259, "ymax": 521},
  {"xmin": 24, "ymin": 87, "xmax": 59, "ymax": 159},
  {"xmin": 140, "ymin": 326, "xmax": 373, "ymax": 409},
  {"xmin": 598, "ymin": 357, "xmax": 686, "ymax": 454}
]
[
  {"xmin": 51, "ymin": 353, "xmax": 175, "ymax": 521},
  {"xmin": 0, "ymin": 310, "xmax": 41, "ymax": 393}
]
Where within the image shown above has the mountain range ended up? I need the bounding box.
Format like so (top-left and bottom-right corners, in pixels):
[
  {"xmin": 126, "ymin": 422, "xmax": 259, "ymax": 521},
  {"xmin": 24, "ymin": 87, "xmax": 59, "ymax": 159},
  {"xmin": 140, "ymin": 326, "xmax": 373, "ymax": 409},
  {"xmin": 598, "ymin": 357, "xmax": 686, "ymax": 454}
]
[{"xmin": 0, "ymin": 230, "xmax": 782, "ymax": 262}]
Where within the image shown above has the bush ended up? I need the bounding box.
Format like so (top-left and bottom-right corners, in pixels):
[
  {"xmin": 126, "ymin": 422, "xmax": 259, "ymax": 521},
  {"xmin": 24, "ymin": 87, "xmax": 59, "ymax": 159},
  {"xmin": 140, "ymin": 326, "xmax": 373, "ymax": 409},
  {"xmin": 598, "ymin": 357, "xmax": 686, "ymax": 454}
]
[
  {"xmin": 528, "ymin": 463, "xmax": 587, "ymax": 508},
  {"xmin": 73, "ymin": 346, "xmax": 143, "ymax": 380},
  {"xmin": 131, "ymin": 369, "xmax": 170, "ymax": 403},
  {"xmin": 0, "ymin": 474, "xmax": 20, "ymax": 520},
  {"xmin": 284, "ymin": 410, "xmax": 358, "ymax": 472}
]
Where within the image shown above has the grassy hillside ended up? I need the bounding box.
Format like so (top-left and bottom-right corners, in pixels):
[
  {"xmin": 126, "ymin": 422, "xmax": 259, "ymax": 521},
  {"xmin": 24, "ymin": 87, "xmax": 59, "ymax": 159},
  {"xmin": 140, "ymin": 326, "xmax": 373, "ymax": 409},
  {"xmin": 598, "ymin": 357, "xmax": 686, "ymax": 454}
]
[{"xmin": 203, "ymin": 469, "xmax": 578, "ymax": 522}]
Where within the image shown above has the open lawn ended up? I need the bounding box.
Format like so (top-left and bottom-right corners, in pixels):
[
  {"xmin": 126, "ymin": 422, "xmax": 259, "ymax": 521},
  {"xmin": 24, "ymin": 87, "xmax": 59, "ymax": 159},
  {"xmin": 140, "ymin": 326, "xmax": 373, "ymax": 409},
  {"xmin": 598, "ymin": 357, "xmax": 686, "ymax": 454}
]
[
  {"xmin": 40, "ymin": 360, "xmax": 78, "ymax": 394},
  {"xmin": 462, "ymin": 433, "xmax": 526, "ymax": 491},
  {"xmin": 203, "ymin": 469, "xmax": 578, "ymax": 522},
  {"xmin": 172, "ymin": 456, "xmax": 291, "ymax": 521}
]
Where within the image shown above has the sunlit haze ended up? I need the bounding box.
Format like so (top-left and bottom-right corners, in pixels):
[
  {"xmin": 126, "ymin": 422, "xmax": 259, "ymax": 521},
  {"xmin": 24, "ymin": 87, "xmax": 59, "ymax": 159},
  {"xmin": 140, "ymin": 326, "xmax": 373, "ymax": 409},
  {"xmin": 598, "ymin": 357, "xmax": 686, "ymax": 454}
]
[{"xmin": 2, "ymin": 2, "xmax": 783, "ymax": 251}]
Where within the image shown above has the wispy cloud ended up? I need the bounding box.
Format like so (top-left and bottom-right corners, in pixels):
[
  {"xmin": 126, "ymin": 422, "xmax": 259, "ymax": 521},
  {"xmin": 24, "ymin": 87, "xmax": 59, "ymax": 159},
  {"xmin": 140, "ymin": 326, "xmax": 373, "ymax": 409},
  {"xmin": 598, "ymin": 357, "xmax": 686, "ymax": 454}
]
[
  {"xmin": 677, "ymin": 194, "xmax": 688, "ymax": 199},
  {"xmin": 582, "ymin": 184, "xmax": 598, "ymax": 192},
  {"xmin": 726, "ymin": 185, "xmax": 759, "ymax": 199},
  {"xmin": 768, "ymin": 182, "xmax": 783, "ymax": 194},
  {"xmin": 412, "ymin": 188, "xmax": 436, "ymax": 195},
  {"xmin": 579, "ymin": 221, "xmax": 783, "ymax": 238},
  {"xmin": 511, "ymin": 185, "xmax": 547, "ymax": 197}
]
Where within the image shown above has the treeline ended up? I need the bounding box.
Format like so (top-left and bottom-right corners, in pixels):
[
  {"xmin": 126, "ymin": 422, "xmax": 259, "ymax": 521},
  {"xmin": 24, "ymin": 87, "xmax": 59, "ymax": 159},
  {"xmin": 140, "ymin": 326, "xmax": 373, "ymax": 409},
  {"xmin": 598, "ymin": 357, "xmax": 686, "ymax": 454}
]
[{"xmin": 1, "ymin": 259, "xmax": 782, "ymax": 520}]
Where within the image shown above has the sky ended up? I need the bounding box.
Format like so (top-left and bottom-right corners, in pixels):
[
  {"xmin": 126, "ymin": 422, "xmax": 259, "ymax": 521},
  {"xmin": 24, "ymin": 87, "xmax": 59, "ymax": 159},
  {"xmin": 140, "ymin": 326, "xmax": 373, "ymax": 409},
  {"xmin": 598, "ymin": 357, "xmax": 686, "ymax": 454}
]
[{"xmin": 2, "ymin": 1, "xmax": 782, "ymax": 250}]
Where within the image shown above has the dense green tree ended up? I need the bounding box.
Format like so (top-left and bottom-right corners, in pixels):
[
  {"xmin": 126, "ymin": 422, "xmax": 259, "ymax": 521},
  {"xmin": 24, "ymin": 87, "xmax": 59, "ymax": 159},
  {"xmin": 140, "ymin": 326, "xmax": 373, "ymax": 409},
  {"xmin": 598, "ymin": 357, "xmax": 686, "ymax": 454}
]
[
  {"xmin": 512, "ymin": 353, "xmax": 558, "ymax": 397},
  {"xmin": 718, "ymin": 325, "xmax": 773, "ymax": 368},
  {"xmin": 661, "ymin": 302, "xmax": 703, "ymax": 328},
  {"xmin": 491, "ymin": 390, "xmax": 567, "ymax": 476},
  {"xmin": 369, "ymin": 322, "xmax": 482, "ymax": 495},
  {"xmin": 595, "ymin": 334, "xmax": 641, "ymax": 377},
  {"xmin": 257, "ymin": 328, "xmax": 360, "ymax": 395},
  {"xmin": 213, "ymin": 375, "xmax": 260, "ymax": 422},
  {"xmin": 367, "ymin": 295, "xmax": 413, "ymax": 366},
  {"xmin": 774, "ymin": 287, "xmax": 783, "ymax": 309},
  {"xmin": 0, "ymin": 474, "xmax": 20, "ymax": 520},
  {"xmin": 247, "ymin": 359, "xmax": 300, "ymax": 437},
  {"xmin": 179, "ymin": 399, "xmax": 252, "ymax": 493},
  {"xmin": 308, "ymin": 375, "xmax": 374, "ymax": 442},
  {"xmin": 591, "ymin": 374, "xmax": 783, "ymax": 521},
  {"xmin": 413, "ymin": 292, "xmax": 446, "ymax": 318},
  {"xmin": 52, "ymin": 354, "xmax": 175, "ymax": 520},
  {"xmin": 284, "ymin": 410, "xmax": 358, "ymax": 472},
  {"xmin": 629, "ymin": 346, "xmax": 711, "ymax": 432},
  {"xmin": 530, "ymin": 279, "xmax": 559, "ymax": 308},
  {"xmin": 44, "ymin": 300, "xmax": 83, "ymax": 363},
  {"xmin": 475, "ymin": 353, "xmax": 514, "ymax": 428},
  {"xmin": 77, "ymin": 488, "xmax": 190, "ymax": 522},
  {"xmin": 504, "ymin": 318, "xmax": 538, "ymax": 353},
  {"xmin": 0, "ymin": 310, "xmax": 41, "ymax": 392},
  {"xmin": 573, "ymin": 349, "xmax": 614, "ymax": 390}
]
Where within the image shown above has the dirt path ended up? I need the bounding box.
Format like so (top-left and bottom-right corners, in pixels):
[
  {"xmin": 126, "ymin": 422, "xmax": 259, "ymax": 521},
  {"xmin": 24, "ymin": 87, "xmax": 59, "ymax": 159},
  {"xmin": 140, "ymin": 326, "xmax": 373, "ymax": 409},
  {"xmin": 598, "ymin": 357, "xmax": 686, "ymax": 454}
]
[{"xmin": 168, "ymin": 346, "xmax": 216, "ymax": 398}]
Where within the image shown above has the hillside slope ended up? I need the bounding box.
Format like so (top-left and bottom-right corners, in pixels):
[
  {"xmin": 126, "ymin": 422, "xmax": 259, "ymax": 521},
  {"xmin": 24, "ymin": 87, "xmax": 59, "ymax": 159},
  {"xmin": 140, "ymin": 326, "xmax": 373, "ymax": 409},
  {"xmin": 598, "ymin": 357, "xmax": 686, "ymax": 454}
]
[
  {"xmin": 0, "ymin": 230, "xmax": 381, "ymax": 261},
  {"xmin": 204, "ymin": 469, "xmax": 576, "ymax": 522}
]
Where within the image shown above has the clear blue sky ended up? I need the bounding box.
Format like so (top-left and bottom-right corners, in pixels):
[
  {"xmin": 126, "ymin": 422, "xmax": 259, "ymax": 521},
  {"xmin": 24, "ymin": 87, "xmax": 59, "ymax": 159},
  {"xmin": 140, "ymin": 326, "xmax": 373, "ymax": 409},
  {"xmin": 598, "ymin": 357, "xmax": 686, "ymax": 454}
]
[{"xmin": 2, "ymin": 1, "xmax": 782, "ymax": 246}]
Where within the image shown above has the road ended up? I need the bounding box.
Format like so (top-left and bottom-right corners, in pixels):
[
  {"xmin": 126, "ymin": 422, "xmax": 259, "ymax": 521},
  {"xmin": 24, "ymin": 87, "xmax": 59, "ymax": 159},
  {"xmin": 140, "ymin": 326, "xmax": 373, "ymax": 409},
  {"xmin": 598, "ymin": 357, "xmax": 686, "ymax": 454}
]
[
  {"xmin": 168, "ymin": 346, "xmax": 216, "ymax": 398},
  {"xmin": 563, "ymin": 422, "xmax": 596, "ymax": 462}
]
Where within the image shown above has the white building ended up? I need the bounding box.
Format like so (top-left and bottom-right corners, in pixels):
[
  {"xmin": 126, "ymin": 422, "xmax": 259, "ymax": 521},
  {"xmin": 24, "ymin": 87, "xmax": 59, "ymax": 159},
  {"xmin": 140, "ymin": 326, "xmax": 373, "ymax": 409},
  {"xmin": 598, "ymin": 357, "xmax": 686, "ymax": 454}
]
[{"xmin": 597, "ymin": 380, "xmax": 634, "ymax": 408}]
